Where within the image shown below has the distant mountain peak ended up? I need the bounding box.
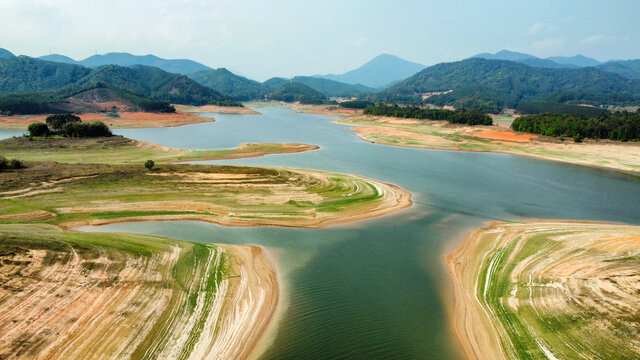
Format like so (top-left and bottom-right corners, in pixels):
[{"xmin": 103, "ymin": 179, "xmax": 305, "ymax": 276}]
[
  {"xmin": 38, "ymin": 54, "xmax": 78, "ymax": 64},
  {"xmin": 471, "ymin": 49, "xmax": 537, "ymax": 61},
  {"xmin": 0, "ymin": 48, "xmax": 15, "ymax": 59},
  {"xmin": 316, "ymin": 53, "xmax": 426, "ymax": 89}
]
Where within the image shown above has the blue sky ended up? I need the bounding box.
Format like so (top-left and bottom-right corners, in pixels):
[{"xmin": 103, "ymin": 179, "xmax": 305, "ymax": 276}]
[{"xmin": 1, "ymin": 0, "xmax": 639, "ymax": 80}]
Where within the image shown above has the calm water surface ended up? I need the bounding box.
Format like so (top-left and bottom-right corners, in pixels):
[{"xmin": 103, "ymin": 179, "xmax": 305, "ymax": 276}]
[{"xmin": 70, "ymin": 106, "xmax": 639, "ymax": 359}]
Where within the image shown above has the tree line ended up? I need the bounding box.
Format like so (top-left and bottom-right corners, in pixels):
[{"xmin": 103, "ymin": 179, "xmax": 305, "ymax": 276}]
[
  {"xmin": 363, "ymin": 104, "xmax": 493, "ymax": 125},
  {"xmin": 511, "ymin": 111, "xmax": 640, "ymax": 141}
]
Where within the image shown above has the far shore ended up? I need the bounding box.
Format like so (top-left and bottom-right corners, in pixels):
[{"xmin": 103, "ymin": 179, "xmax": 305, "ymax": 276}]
[
  {"xmin": 0, "ymin": 110, "xmax": 215, "ymax": 130},
  {"xmin": 336, "ymin": 115, "xmax": 640, "ymax": 174},
  {"xmin": 175, "ymin": 104, "xmax": 261, "ymax": 115}
]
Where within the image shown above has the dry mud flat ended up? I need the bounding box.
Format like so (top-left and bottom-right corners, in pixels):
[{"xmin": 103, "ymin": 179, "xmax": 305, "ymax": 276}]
[
  {"xmin": 447, "ymin": 220, "xmax": 640, "ymax": 360},
  {"xmin": 0, "ymin": 225, "xmax": 276, "ymax": 360}
]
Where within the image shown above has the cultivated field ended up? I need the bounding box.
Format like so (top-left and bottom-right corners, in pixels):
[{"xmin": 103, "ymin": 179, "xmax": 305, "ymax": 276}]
[{"xmin": 447, "ymin": 220, "xmax": 640, "ymax": 360}]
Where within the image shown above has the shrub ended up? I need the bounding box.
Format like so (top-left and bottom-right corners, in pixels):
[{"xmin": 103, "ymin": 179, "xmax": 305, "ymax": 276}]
[
  {"xmin": 27, "ymin": 121, "xmax": 50, "ymax": 137},
  {"xmin": 61, "ymin": 121, "xmax": 112, "ymax": 138},
  {"xmin": 0, "ymin": 156, "xmax": 25, "ymax": 171},
  {"xmin": 144, "ymin": 160, "xmax": 155, "ymax": 170},
  {"xmin": 46, "ymin": 113, "xmax": 81, "ymax": 132},
  {"xmin": 9, "ymin": 159, "xmax": 23, "ymax": 169}
]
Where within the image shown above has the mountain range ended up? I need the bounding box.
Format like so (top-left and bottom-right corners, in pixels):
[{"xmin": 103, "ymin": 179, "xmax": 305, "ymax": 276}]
[
  {"xmin": 38, "ymin": 52, "xmax": 211, "ymax": 75},
  {"xmin": 471, "ymin": 50, "xmax": 640, "ymax": 80},
  {"xmin": 378, "ymin": 57, "xmax": 640, "ymax": 112},
  {"xmin": 0, "ymin": 55, "xmax": 234, "ymax": 106},
  {"xmin": 2, "ymin": 46, "xmax": 640, "ymax": 113}
]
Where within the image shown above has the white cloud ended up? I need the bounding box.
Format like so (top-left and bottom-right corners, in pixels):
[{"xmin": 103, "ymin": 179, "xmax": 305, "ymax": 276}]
[
  {"xmin": 528, "ymin": 22, "xmax": 545, "ymax": 35},
  {"xmin": 579, "ymin": 35, "xmax": 608, "ymax": 45},
  {"xmin": 532, "ymin": 38, "xmax": 565, "ymax": 52}
]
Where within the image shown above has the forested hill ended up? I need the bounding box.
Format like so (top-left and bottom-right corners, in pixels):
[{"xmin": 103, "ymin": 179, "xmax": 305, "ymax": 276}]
[
  {"xmin": 267, "ymin": 82, "xmax": 327, "ymax": 104},
  {"xmin": 75, "ymin": 65, "xmax": 235, "ymax": 105},
  {"xmin": 286, "ymin": 76, "xmax": 375, "ymax": 98},
  {"xmin": 0, "ymin": 82, "xmax": 175, "ymax": 115},
  {"xmin": 0, "ymin": 57, "xmax": 92, "ymax": 94},
  {"xmin": 0, "ymin": 57, "xmax": 236, "ymax": 106},
  {"xmin": 597, "ymin": 60, "xmax": 640, "ymax": 80},
  {"xmin": 188, "ymin": 68, "xmax": 268, "ymax": 101},
  {"xmin": 376, "ymin": 58, "xmax": 640, "ymax": 111},
  {"xmin": 0, "ymin": 48, "xmax": 15, "ymax": 59}
]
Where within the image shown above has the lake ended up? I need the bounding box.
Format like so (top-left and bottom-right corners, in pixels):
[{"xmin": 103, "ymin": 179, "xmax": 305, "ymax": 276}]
[{"xmin": 49, "ymin": 106, "xmax": 640, "ymax": 359}]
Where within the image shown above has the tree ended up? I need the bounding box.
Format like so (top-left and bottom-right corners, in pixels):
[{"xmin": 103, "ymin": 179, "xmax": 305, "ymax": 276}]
[
  {"xmin": 144, "ymin": 160, "xmax": 155, "ymax": 170},
  {"xmin": 27, "ymin": 121, "xmax": 50, "ymax": 137},
  {"xmin": 46, "ymin": 113, "xmax": 81, "ymax": 132}
]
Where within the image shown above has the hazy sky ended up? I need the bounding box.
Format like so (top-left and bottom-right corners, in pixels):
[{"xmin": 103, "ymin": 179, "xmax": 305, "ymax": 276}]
[{"xmin": 2, "ymin": 0, "xmax": 639, "ymax": 80}]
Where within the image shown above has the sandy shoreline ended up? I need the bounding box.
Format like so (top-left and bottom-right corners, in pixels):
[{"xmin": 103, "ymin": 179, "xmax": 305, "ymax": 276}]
[
  {"xmin": 446, "ymin": 220, "xmax": 640, "ymax": 359},
  {"xmin": 445, "ymin": 222, "xmax": 507, "ymax": 360},
  {"xmin": 207, "ymin": 244, "xmax": 279, "ymax": 360}
]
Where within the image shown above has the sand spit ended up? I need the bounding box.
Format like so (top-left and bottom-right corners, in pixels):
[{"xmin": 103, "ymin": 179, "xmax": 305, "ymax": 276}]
[
  {"xmin": 0, "ymin": 226, "xmax": 277, "ymax": 360},
  {"xmin": 337, "ymin": 115, "xmax": 640, "ymax": 174},
  {"xmin": 447, "ymin": 220, "xmax": 640, "ymax": 359}
]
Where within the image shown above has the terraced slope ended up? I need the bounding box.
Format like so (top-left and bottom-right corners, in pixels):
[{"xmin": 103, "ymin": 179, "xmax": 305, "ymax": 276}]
[
  {"xmin": 447, "ymin": 221, "xmax": 640, "ymax": 360},
  {"xmin": 0, "ymin": 162, "xmax": 411, "ymax": 229},
  {"xmin": 0, "ymin": 224, "xmax": 276, "ymax": 359}
]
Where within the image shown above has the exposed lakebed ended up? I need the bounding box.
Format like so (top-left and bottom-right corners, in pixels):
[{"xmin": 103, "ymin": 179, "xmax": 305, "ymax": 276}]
[{"xmin": 57, "ymin": 106, "xmax": 639, "ymax": 359}]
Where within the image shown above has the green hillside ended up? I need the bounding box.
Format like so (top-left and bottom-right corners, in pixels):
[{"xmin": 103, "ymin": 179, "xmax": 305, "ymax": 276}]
[
  {"xmin": 188, "ymin": 68, "xmax": 267, "ymax": 101},
  {"xmin": 0, "ymin": 82, "xmax": 175, "ymax": 115},
  {"xmin": 0, "ymin": 57, "xmax": 237, "ymax": 106},
  {"xmin": 0, "ymin": 48, "xmax": 15, "ymax": 59},
  {"xmin": 598, "ymin": 60, "xmax": 640, "ymax": 80},
  {"xmin": 0, "ymin": 57, "xmax": 91, "ymax": 94},
  {"xmin": 77, "ymin": 65, "xmax": 236, "ymax": 105},
  {"xmin": 267, "ymin": 82, "xmax": 327, "ymax": 104},
  {"xmin": 290, "ymin": 76, "xmax": 374, "ymax": 98},
  {"xmin": 377, "ymin": 58, "xmax": 640, "ymax": 112}
]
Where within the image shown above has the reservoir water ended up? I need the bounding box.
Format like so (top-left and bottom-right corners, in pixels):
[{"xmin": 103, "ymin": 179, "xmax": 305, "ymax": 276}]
[{"xmin": 59, "ymin": 106, "xmax": 639, "ymax": 359}]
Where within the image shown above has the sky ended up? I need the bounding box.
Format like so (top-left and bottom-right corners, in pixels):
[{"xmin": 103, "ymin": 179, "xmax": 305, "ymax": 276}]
[{"xmin": 1, "ymin": 0, "xmax": 639, "ymax": 81}]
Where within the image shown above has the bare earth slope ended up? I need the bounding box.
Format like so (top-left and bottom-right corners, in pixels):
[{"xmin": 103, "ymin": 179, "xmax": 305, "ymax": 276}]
[
  {"xmin": 447, "ymin": 220, "xmax": 640, "ymax": 360},
  {"xmin": 0, "ymin": 225, "xmax": 276, "ymax": 360}
]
